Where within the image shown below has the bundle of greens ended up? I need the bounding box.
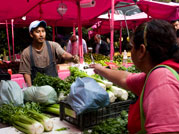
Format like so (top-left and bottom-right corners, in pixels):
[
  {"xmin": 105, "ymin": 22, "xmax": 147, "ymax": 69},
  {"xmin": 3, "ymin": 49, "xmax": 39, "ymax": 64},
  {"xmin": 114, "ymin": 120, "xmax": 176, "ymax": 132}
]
[
  {"xmin": 84, "ymin": 53, "xmax": 110, "ymax": 65},
  {"xmin": 0, "ymin": 102, "xmax": 54, "ymax": 134},
  {"xmin": 84, "ymin": 110, "xmax": 128, "ymax": 134},
  {"xmin": 41, "ymin": 103, "xmax": 60, "ymax": 116},
  {"xmin": 118, "ymin": 65, "xmax": 140, "ymax": 73},
  {"xmin": 68, "ymin": 67, "xmax": 113, "ymax": 87},
  {"xmin": 33, "ymin": 72, "xmax": 71, "ymax": 96}
]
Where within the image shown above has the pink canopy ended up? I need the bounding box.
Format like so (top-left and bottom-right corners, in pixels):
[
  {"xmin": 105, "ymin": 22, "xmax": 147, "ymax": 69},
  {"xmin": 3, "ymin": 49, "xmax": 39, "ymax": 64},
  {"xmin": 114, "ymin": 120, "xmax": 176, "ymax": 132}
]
[
  {"xmin": 0, "ymin": 0, "xmax": 134, "ymax": 27},
  {"xmin": 137, "ymin": 0, "xmax": 179, "ymax": 21},
  {"xmin": 0, "ymin": 0, "xmax": 134, "ymax": 62}
]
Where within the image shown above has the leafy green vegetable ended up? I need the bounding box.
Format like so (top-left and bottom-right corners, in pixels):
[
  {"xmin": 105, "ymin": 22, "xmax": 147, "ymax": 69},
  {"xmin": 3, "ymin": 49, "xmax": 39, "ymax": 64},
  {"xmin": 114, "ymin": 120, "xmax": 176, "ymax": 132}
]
[
  {"xmin": 118, "ymin": 65, "xmax": 140, "ymax": 73},
  {"xmin": 33, "ymin": 73, "xmax": 71, "ymax": 95},
  {"xmin": 41, "ymin": 104, "xmax": 60, "ymax": 115},
  {"xmin": 56, "ymin": 127, "xmax": 69, "ymax": 131},
  {"xmin": 84, "ymin": 110, "xmax": 128, "ymax": 134},
  {"xmin": 0, "ymin": 102, "xmax": 45, "ymax": 134}
]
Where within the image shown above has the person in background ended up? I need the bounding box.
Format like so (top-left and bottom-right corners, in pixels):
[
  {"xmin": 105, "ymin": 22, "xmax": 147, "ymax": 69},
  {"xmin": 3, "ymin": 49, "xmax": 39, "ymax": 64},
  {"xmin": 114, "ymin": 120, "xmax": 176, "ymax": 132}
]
[
  {"xmin": 177, "ymin": 29, "xmax": 179, "ymax": 44},
  {"xmin": 106, "ymin": 37, "xmax": 110, "ymax": 46},
  {"xmin": 19, "ymin": 20, "xmax": 79, "ymax": 87},
  {"xmin": 66, "ymin": 34, "xmax": 87, "ymax": 55},
  {"xmin": 90, "ymin": 19, "xmax": 179, "ymax": 133},
  {"xmin": 171, "ymin": 19, "xmax": 179, "ymax": 44},
  {"xmin": 93, "ymin": 34, "xmax": 110, "ymax": 56},
  {"xmin": 171, "ymin": 19, "xmax": 179, "ymax": 31}
]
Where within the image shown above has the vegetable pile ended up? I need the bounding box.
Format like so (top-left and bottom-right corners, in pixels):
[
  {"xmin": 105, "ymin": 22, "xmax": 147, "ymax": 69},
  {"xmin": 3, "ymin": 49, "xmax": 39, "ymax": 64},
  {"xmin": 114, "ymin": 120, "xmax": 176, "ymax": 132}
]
[
  {"xmin": 33, "ymin": 72, "xmax": 71, "ymax": 96},
  {"xmin": 84, "ymin": 110, "xmax": 128, "ymax": 134},
  {"xmin": 0, "ymin": 102, "xmax": 54, "ymax": 134},
  {"xmin": 33, "ymin": 66, "xmax": 135, "ymax": 103}
]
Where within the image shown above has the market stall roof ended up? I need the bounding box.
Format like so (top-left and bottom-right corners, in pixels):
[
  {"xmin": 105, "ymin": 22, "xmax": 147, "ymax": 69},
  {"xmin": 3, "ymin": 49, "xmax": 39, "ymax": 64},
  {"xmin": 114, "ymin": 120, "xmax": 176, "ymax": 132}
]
[
  {"xmin": 137, "ymin": 0, "xmax": 179, "ymax": 21},
  {"xmin": 0, "ymin": 0, "xmax": 135, "ymax": 27},
  {"xmin": 88, "ymin": 12, "xmax": 150, "ymax": 36}
]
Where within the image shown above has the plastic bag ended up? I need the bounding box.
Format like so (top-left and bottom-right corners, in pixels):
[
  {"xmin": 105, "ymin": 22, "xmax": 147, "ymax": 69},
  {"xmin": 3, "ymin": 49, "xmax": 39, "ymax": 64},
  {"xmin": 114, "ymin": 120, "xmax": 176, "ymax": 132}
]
[
  {"xmin": 24, "ymin": 85, "xmax": 57, "ymax": 105},
  {"xmin": 68, "ymin": 77, "xmax": 110, "ymax": 115},
  {"xmin": 0, "ymin": 80, "xmax": 24, "ymax": 106}
]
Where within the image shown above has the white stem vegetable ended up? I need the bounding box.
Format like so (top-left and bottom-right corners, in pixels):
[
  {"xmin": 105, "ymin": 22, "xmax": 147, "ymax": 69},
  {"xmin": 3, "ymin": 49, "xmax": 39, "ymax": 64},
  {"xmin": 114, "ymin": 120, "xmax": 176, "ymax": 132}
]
[
  {"xmin": 102, "ymin": 81, "xmax": 113, "ymax": 88},
  {"xmin": 110, "ymin": 86, "xmax": 128, "ymax": 101},
  {"xmin": 120, "ymin": 89, "xmax": 128, "ymax": 101},
  {"xmin": 107, "ymin": 90, "xmax": 116, "ymax": 103},
  {"xmin": 28, "ymin": 111, "xmax": 53, "ymax": 132},
  {"xmin": 13, "ymin": 115, "xmax": 44, "ymax": 134},
  {"xmin": 58, "ymin": 92, "xmax": 67, "ymax": 102},
  {"xmin": 110, "ymin": 86, "xmax": 123, "ymax": 97},
  {"xmin": 97, "ymin": 82, "xmax": 106, "ymax": 90}
]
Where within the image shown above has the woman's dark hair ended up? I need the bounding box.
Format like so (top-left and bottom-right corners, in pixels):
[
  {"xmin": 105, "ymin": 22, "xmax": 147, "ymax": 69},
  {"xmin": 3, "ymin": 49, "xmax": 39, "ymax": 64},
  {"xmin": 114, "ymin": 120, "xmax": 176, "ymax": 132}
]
[{"xmin": 132, "ymin": 19, "xmax": 179, "ymax": 64}]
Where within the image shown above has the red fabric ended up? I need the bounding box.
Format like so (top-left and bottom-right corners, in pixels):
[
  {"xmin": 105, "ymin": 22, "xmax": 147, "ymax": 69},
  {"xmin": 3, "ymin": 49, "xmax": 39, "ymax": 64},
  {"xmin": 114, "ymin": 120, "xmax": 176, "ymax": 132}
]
[
  {"xmin": 137, "ymin": 0, "xmax": 179, "ymax": 21},
  {"xmin": 128, "ymin": 98, "xmax": 141, "ymax": 134},
  {"xmin": 71, "ymin": 42, "xmax": 78, "ymax": 55},
  {"xmin": 127, "ymin": 59, "xmax": 179, "ymax": 134},
  {"xmin": 0, "ymin": 0, "xmax": 134, "ymax": 27}
]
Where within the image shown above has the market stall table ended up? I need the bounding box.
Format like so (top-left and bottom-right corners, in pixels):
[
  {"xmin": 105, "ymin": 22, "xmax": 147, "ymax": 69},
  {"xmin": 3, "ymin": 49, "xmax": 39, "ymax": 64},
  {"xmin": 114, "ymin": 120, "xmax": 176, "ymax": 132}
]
[{"xmin": 0, "ymin": 117, "xmax": 82, "ymax": 134}]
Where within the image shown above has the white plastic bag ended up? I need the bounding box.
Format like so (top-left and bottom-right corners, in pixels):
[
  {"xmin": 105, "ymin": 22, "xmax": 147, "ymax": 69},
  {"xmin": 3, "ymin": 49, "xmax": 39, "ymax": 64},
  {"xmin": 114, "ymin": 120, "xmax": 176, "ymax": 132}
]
[
  {"xmin": 0, "ymin": 80, "xmax": 24, "ymax": 106},
  {"xmin": 24, "ymin": 85, "xmax": 57, "ymax": 104}
]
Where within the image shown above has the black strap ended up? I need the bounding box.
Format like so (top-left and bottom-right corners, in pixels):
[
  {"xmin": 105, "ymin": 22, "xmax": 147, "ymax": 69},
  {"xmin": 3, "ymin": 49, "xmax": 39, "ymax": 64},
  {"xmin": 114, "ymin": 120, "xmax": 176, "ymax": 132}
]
[
  {"xmin": 46, "ymin": 41, "xmax": 53, "ymax": 64},
  {"xmin": 30, "ymin": 45, "xmax": 35, "ymax": 67},
  {"xmin": 30, "ymin": 41, "xmax": 53, "ymax": 67}
]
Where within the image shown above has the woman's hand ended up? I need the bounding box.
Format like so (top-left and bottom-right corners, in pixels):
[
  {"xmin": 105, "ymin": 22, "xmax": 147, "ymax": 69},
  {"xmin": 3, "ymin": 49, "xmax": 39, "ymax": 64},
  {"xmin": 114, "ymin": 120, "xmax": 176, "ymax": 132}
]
[{"xmin": 89, "ymin": 64, "xmax": 104, "ymax": 74}]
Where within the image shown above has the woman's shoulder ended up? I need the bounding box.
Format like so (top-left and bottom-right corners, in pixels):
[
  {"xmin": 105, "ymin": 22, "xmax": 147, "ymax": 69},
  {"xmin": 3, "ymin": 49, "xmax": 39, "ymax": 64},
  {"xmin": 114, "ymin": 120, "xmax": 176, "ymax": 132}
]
[{"xmin": 148, "ymin": 67, "xmax": 178, "ymax": 88}]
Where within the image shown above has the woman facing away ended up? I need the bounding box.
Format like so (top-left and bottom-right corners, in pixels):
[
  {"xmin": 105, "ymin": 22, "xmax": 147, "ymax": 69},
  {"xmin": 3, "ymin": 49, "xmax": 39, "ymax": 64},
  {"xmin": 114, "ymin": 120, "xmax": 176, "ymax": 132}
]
[{"xmin": 90, "ymin": 19, "xmax": 179, "ymax": 134}]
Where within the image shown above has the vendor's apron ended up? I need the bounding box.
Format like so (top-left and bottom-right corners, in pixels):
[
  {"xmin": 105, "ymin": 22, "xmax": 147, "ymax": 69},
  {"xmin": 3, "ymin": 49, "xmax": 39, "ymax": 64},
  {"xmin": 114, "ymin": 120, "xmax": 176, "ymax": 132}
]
[
  {"xmin": 128, "ymin": 65, "xmax": 179, "ymax": 134},
  {"xmin": 30, "ymin": 41, "xmax": 58, "ymax": 84}
]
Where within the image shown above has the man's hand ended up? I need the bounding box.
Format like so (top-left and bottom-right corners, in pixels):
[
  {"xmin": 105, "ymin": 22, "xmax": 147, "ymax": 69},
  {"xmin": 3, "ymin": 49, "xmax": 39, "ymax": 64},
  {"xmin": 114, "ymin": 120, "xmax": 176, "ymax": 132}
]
[{"xmin": 72, "ymin": 55, "xmax": 79, "ymax": 63}]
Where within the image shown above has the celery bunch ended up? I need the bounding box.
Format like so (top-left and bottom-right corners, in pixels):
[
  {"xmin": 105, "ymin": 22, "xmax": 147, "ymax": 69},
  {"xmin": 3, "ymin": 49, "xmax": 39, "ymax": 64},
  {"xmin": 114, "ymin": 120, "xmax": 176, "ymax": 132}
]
[{"xmin": 0, "ymin": 102, "xmax": 54, "ymax": 134}]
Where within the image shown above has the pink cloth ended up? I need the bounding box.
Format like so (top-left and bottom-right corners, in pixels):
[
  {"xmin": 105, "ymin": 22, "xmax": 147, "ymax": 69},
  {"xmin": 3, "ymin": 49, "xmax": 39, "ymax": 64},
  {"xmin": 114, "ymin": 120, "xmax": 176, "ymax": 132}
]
[
  {"xmin": 127, "ymin": 68, "xmax": 179, "ymax": 133},
  {"xmin": 58, "ymin": 70, "xmax": 70, "ymax": 80},
  {"xmin": 72, "ymin": 42, "xmax": 78, "ymax": 56}
]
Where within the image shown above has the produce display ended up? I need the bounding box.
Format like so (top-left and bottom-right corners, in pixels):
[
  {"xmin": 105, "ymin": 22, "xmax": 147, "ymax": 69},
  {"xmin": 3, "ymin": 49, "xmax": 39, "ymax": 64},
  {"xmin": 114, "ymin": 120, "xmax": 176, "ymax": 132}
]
[
  {"xmin": 84, "ymin": 110, "xmax": 128, "ymax": 134},
  {"xmin": 0, "ymin": 102, "xmax": 60, "ymax": 134},
  {"xmin": 84, "ymin": 53, "xmax": 132, "ymax": 66},
  {"xmin": 33, "ymin": 72, "xmax": 71, "ymax": 96},
  {"xmin": 0, "ymin": 54, "xmax": 140, "ymax": 133},
  {"xmin": 0, "ymin": 102, "xmax": 51, "ymax": 134},
  {"xmin": 118, "ymin": 65, "xmax": 140, "ymax": 73},
  {"xmin": 33, "ymin": 66, "xmax": 136, "ymax": 103}
]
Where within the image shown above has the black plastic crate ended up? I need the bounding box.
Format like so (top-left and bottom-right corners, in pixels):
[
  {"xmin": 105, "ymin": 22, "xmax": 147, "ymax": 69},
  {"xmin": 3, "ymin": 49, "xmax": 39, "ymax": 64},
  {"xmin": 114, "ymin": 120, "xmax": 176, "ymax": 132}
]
[{"xmin": 60, "ymin": 99, "xmax": 133, "ymax": 130}]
